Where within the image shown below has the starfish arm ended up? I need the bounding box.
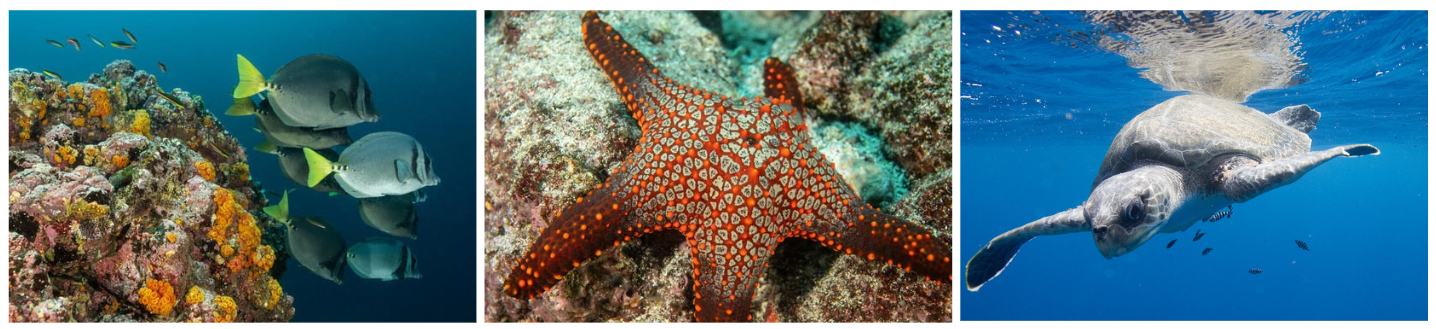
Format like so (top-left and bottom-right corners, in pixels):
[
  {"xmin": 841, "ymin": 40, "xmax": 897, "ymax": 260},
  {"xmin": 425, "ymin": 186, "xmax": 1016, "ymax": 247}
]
[
  {"xmin": 762, "ymin": 57, "xmax": 805, "ymax": 115},
  {"xmin": 819, "ymin": 205, "xmax": 953, "ymax": 284},
  {"xmin": 689, "ymin": 232, "xmax": 771, "ymax": 322},
  {"xmin": 502, "ymin": 185, "xmax": 632, "ymax": 299},
  {"xmin": 581, "ymin": 10, "xmax": 659, "ymax": 124}
]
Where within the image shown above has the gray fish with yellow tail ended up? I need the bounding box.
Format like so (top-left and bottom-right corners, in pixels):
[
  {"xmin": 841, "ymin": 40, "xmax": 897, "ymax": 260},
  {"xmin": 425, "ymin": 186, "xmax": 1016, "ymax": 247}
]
[
  {"xmin": 263, "ymin": 191, "xmax": 347, "ymax": 284},
  {"xmin": 88, "ymin": 34, "xmax": 105, "ymax": 48},
  {"xmin": 46, "ymin": 39, "xmax": 64, "ymax": 48},
  {"xmin": 359, "ymin": 191, "xmax": 423, "ymax": 239},
  {"xmin": 304, "ymin": 131, "xmax": 440, "ymax": 198},
  {"xmin": 233, "ymin": 53, "xmax": 378, "ymax": 129},
  {"xmin": 346, "ymin": 237, "xmax": 422, "ymax": 281},
  {"xmin": 228, "ymin": 97, "xmax": 353, "ymax": 150},
  {"xmin": 110, "ymin": 41, "xmax": 135, "ymax": 49},
  {"xmin": 267, "ymin": 146, "xmax": 347, "ymax": 195}
]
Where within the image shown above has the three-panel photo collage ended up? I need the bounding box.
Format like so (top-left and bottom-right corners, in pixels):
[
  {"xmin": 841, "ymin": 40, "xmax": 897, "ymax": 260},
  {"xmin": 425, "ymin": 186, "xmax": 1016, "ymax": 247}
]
[{"xmin": 2, "ymin": 7, "xmax": 1429, "ymax": 323}]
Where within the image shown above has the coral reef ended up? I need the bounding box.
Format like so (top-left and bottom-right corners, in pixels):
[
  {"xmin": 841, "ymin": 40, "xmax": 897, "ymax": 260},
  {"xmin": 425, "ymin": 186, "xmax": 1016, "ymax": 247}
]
[
  {"xmin": 8, "ymin": 61, "xmax": 293, "ymax": 322},
  {"xmin": 484, "ymin": 11, "xmax": 951, "ymax": 322}
]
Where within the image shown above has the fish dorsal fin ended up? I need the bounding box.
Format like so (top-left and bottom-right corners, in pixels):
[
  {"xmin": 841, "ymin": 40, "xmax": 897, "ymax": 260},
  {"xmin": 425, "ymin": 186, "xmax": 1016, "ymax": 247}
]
[
  {"xmin": 262, "ymin": 190, "xmax": 291, "ymax": 225},
  {"xmin": 395, "ymin": 159, "xmax": 413, "ymax": 182}
]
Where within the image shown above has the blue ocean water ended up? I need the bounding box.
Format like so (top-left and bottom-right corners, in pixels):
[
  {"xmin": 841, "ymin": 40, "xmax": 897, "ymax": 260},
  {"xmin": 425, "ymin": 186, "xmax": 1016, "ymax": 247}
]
[
  {"xmin": 960, "ymin": 11, "xmax": 1427, "ymax": 320},
  {"xmin": 9, "ymin": 11, "xmax": 477, "ymax": 322}
]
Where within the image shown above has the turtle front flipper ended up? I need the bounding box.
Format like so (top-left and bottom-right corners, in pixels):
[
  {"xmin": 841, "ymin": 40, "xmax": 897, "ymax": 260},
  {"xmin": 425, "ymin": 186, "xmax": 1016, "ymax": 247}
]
[
  {"xmin": 1269, "ymin": 104, "xmax": 1320, "ymax": 133},
  {"xmin": 1223, "ymin": 144, "xmax": 1379, "ymax": 202},
  {"xmin": 966, "ymin": 207, "xmax": 1090, "ymax": 291}
]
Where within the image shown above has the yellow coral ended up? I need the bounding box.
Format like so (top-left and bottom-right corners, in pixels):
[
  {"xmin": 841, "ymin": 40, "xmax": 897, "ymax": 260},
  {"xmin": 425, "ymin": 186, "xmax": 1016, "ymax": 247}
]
[
  {"xmin": 196, "ymin": 160, "xmax": 216, "ymax": 182},
  {"xmin": 264, "ymin": 277, "xmax": 283, "ymax": 310},
  {"xmin": 214, "ymin": 295, "xmax": 237, "ymax": 322},
  {"xmin": 220, "ymin": 244, "xmax": 235, "ymax": 258},
  {"xmin": 166, "ymin": 232, "xmax": 176, "ymax": 244},
  {"xmin": 88, "ymin": 88, "xmax": 112, "ymax": 118},
  {"xmin": 83, "ymin": 145, "xmax": 99, "ymax": 166},
  {"xmin": 58, "ymin": 145, "xmax": 78, "ymax": 165},
  {"xmin": 185, "ymin": 286, "xmax": 205, "ymax": 305},
  {"xmin": 131, "ymin": 109, "xmax": 151, "ymax": 138},
  {"xmin": 229, "ymin": 163, "xmax": 251, "ymax": 183},
  {"xmin": 136, "ymin": 278, "xmax": 176, "ymax": 317},
  {"xmin": 208, "ymin": 189, "xmax": 235, "ymax": 242},
  {"xmin": 112, "ymin": 154, "xmax": 129, "ymax": 169},
  {"xmin": 253, "ymin": 245, "xmax": 275, "ymax": 274},
  {"xmin": 72, "ymin": 117, "xmax": 85, "ymax": 128},
  {"xmin": 67, "ymin": 83, "xmax": 84, "ymax": 99}
]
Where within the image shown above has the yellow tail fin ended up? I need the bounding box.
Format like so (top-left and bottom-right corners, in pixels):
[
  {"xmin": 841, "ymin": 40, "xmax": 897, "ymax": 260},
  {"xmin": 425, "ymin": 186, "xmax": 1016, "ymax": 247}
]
[
  {"xmin": 226, "ymin": 97, "xmax": 256, "ymax": 116},
  {"xmin": 303, "ymin": 148, "xmax": 335, "ymax": 188},
  {"xmin": 233, "ymin": 54, "xmax": 267, "ymax": 98},
  {"xmin": 262, "ymin": 190, "xmax": 291, "ymax": 225}
]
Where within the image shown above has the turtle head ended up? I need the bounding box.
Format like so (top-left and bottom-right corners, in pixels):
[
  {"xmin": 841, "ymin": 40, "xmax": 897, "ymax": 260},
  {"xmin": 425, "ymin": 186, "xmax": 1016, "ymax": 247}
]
[{"xmin": 1084, "ymin": 168, "xmax": 1178, "ymax": 259}]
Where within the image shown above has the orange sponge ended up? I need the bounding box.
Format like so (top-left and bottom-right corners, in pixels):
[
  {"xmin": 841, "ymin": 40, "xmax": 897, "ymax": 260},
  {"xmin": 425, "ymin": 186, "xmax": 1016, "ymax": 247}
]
[{"xmin": 137, "ymin": 278, "xmax": 176, "ymax": 316}]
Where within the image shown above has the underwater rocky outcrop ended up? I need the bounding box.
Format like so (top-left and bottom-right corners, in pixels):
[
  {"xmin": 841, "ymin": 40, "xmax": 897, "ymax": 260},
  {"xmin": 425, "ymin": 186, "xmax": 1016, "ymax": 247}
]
[
  {"xmin": 9, "ymin": 60, "xmax": 294, "ymax": 322},
  {"xmin": 484, "ymin": 11, "xmax": 951, "ymax": 322}
]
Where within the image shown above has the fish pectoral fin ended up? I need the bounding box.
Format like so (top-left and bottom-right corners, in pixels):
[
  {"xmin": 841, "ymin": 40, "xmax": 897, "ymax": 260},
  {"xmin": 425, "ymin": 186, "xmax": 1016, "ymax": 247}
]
[
  {"xmin": 410, "ymin": 190, "xmax": 427, "ymax": 203},
  {"xmin": 330, "ymin": 89, "xmax": 354, "ymax": 113},
  {"xmin": 395, "ymin": 159, "xmax": 414, "ymax": 182}
]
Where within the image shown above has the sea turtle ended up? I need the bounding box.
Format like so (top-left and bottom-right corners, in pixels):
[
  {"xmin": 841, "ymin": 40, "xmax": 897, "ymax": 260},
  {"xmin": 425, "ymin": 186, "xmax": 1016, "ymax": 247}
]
[{"xmin": 965, "ymin": 94, "xmax": 1378, "ymax": 291}]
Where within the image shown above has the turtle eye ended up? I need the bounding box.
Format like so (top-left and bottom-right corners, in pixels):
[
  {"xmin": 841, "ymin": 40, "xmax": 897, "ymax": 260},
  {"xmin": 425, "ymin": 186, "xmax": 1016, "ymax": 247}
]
[{"xmin": 1124, "ymin": 202, "xmax": 1146, "ymax": 225}]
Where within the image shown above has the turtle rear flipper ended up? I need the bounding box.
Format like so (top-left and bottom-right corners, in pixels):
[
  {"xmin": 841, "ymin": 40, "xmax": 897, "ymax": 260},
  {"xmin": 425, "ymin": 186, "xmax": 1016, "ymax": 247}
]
[
  {"xmin": 1269, "ymin": 104, "xmax": 1321, "ymax": 133},
  {"xmin": 966, "ymin": 207, "xmax": 1089, "ymax": 291},
  {"xmin": 1222, "ymin": 144, "xmax": 1380, "ymax": 202}
]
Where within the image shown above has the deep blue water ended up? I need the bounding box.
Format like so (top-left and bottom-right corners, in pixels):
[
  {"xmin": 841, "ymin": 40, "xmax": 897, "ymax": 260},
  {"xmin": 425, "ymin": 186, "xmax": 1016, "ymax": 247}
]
[
  {"xmin": 9, "ymin": 11, "xmax": 477, "ymax": 322},
  {"xmin": 960, "ymin": 11, "xmax": 1427, "ymax": 320}
]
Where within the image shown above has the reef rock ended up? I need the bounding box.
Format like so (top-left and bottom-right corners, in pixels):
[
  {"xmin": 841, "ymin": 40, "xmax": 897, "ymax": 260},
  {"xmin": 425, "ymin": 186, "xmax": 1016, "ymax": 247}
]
[{"xmin": 8, "ymin": 61, "xmax": 293, "ymax": 322}]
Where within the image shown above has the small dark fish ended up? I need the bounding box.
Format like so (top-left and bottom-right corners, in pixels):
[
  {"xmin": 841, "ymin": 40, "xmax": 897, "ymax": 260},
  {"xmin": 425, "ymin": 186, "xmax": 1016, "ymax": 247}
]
[
  {"xmin": 1249, "ymin": 268, "xmax": 1263, "ymax": 274},
  {"xmin": 46, "ymin": 39, "xmax": 64, "ymax": 48},
  {"xmin": 1201, "ymin": 247, "xmax": 1213, "ymax": 255},
  {"xmin": 66, "ymin": 37, "xmax": 81, "ymax": 51},
  {"xmin": 1166, "ymin": 239, "xmax": 1176, "ymax": 249},
  {"xmin": 1192, "ymin": 229, "xmax": 1206, "ymax": 241},
  {"xmin": 157, "ymin": 61, "xmax": 168, "ymax": 73},
  {"xmin": 110, "ymin": 41, "xmax": 135, "ymax": 49},
  {"xmin": 122, "ymin": 28, "xmax": 137, "ymax": 43},
  {"xmin": 42, "ymin": 70, "xmax": 61, "ymax": 80},
  {"xmin": 88, "ymin": 34, "xmax": 105, "ymax": 48},
  {"xmin": 1204, "ymin": 205, "xmax": 1233, "ymax": 222},
  {"xmin": 1295, "ymin": 240, "xmax": 1310, "ymax": 251}
]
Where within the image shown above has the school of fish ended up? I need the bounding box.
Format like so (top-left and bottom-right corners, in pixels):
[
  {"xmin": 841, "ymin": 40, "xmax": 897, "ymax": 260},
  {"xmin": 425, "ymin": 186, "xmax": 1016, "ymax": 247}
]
[{"xmin": 231, "ymin": 53, "xmax": 436, "ymax": 284}]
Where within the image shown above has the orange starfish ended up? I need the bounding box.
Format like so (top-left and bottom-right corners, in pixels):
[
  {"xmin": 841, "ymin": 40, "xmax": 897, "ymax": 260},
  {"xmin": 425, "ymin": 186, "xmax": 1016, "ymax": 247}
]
[{"xmin": 502, "ymin": 11, "xmax": 951, "ymax": 322}]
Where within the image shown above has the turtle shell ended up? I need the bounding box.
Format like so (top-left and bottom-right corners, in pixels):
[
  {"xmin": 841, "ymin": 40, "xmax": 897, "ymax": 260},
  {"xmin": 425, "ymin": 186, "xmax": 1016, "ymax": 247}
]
[{"xmin": 1092, "ymin": 94, "xmax": 1312, "ymax": 190}]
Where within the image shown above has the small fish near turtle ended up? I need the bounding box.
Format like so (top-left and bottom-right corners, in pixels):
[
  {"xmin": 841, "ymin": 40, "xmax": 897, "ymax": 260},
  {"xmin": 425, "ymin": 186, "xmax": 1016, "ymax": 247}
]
[
  {"xmin": 1204, "ymin": 205, "xmax": 1232, "ymax": 222},
  {"xmin": 1166, "ymin": 239, "xmax": 1177, "ymax": 249},
  {"xmin": 1295, "ymin": 239, "xmax": 1310, "ymax": 251},
  {"xmin": 1202, "ymin": 247, "xmax": 1213, "ymax": 256},
  {"xmin": 966, "ymin": 94, "xmax": 1380, "ymax": 291},
  {"xmin": 1249, "ymin": 268, "xmax": 1263, "ymax": 274},
  {"xmin": 1193, "ymin": 229, "xmax": 1207, "ymax": 241}
]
